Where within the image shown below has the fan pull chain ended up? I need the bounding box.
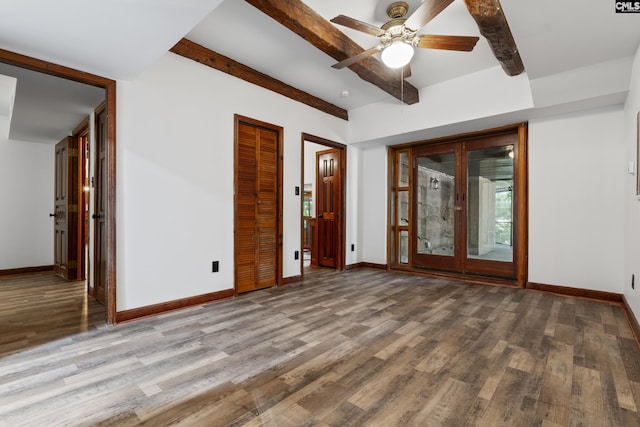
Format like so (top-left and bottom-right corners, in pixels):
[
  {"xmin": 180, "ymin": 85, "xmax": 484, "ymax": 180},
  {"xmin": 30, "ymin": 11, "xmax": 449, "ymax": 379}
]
[{"xmin": 401, "ymin": 67, "xmax": 404, "ymax": 104}]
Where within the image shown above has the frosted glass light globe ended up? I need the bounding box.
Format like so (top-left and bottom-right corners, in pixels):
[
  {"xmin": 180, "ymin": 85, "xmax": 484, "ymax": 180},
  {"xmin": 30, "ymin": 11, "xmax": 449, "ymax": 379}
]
[{"xmin": 381, "ymin": 41, "xmax": 414, "ymax": 69}]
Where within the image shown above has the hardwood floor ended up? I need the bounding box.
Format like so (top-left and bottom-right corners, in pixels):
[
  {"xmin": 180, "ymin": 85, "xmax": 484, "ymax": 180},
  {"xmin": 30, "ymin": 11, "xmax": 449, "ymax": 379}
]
[{"xmin": 1, "ymin": 268, "xmax": 639, "ymax": 426}]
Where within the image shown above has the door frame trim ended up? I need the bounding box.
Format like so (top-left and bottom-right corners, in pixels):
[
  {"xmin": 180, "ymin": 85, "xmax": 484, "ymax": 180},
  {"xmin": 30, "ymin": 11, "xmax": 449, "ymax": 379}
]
[
  {"xmin": 72, "ymin": 116, "xmax": 90, "ymax": 284},
  {"xmin": 300, "ymin": 133, "xmax": 347, "ymax": 277},
  {"xmin": 0, "ymin": 48, "xmax": 117, "ymax": 324},
  {"xmin": 233, "ymin": 114, "xmax": 284, "ymax": 293}
]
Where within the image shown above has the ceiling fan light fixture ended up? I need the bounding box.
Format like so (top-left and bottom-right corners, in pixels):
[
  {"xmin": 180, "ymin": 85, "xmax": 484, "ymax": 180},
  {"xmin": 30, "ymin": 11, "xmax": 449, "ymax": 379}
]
[{"xmin": 381, "ymin": 41, "xmax": 414, "ymax": 69}]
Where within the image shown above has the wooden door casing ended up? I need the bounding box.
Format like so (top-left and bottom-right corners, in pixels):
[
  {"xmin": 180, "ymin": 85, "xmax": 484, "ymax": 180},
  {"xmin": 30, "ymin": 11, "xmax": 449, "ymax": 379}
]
[
  {"xmin": 316, "ymin": 149, "xmax": 341, "ymax": 268},
  {"xmin": 94, "ymin": 106, "xmax": 107, "ymax": 305},
  {"xmin": 234, "ymin": 116, "xmax": 283, "ymax": 294},
  {"xmin": 300, "ymin": 134, "xmax": 346, "ymax": 275}
]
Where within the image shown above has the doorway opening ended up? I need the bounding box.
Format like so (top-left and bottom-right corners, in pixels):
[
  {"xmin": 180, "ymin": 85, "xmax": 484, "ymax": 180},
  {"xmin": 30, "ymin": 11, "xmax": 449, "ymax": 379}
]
[
  {"xmin": 301, "ymin": 133, "xmax": 346, "ymax": 276},
  {"xmin": 0, "ymin": 50, "xmax": 117, "ymax": 324}
]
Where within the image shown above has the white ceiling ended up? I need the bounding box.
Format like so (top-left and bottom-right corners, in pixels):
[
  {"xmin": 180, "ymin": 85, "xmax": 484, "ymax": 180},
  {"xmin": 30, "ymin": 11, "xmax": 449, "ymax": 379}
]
[
  {"xmin": 0, "ymin": 0, "xmax": 639, "ymax": 143},
  {"xmin": 0, "ymin": 63, "xmax": 105, "ymax": 144}
]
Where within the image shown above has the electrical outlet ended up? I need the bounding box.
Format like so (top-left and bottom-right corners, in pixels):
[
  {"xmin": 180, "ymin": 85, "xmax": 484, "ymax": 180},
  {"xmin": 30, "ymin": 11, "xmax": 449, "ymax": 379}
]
[
  {"xmin": 212, "ymin": 261, "xmax": 219, "ymax": 273},
  {"xmin": 351, "ymin": 244, "xmax": 355, "ymax": 252},
  {"xmin": 294, "ymin": 250, "xmax": 299, "ymax": 260}
]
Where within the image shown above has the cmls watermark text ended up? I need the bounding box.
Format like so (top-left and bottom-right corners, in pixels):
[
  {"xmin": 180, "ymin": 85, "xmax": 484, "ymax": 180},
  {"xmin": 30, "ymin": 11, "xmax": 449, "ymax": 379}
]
[{"xmin": 616, "ymin": 1, "xmax": 640, "ymax": 12}]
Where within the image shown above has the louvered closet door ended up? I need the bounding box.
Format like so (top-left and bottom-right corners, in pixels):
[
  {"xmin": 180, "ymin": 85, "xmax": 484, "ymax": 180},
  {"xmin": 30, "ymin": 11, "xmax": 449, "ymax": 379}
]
[{"xmin": 235, "ymin": 121, "xmax": 279, "ymax": 293}]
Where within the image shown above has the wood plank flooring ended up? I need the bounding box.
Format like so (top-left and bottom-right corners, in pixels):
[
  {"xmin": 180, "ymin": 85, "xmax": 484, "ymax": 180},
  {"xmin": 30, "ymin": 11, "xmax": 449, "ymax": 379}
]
[{"xmin": 1, "ymin": 268, "xmax": 639, "ymax": 426}]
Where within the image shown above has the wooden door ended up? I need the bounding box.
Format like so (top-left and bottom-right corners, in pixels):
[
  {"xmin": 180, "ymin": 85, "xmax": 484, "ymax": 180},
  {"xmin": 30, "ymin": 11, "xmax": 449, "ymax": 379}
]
[
  {"xmin": 53, "ymin": 136, "xmax": 80, "ymax": 280},
  {"xmin": 410, "ymin": 132, "xmax": 519, "ymax": 280},
  {"xmin": 316, "ymin": 149, "xmax": 341, "ymax": 268},
  {"xmin": 235, "ymin": 117, "xmax": 282, "ymax": 294},
  {"xmin": 93, "ymin": 107, "xmax": 107, "ymax": 304}
]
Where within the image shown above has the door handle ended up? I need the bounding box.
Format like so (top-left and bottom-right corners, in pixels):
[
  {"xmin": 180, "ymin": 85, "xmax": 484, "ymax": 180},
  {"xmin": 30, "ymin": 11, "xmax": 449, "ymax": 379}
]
[
  {"xmin": 92, "ymin": 213, "xmax": 101, "ymax": 219},
  {"xmin": 49, "ymin": 213, "xmax": 56, "ymax": 217},
  {"xmin": 318, "ymin": 214, "xmax": 323, "ymax": 219},
  {"xmin": 454, "ymin": 206, "xmax": 462, "ymax": 211}
]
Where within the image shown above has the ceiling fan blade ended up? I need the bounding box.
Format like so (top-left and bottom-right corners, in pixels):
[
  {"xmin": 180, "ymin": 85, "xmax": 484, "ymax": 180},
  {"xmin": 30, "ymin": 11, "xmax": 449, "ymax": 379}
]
[
  {"xmin": 415, "ymin": 34, "xmax": 479, "ymax": 51},
  {"xmin": 332, "ymin": 45, "xmax": 383, "ymax": 69},
  {"xmin": 331, "ymin": 15, "xmax": 386, "ymax": 37},
  {"xmin": 404, "ymin": 0, "xmax": 455, "ymax": 32}
]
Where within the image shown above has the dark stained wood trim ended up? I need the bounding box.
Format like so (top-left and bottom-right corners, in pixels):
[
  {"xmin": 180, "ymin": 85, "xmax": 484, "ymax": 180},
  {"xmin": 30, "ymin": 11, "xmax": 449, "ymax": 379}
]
[
  {"xmin": 171, "ymin": 39, "xmax": 348, "ymax": 121},
  {"xmin": 345, "ymin": 262, "xmax": 388, "ymax": 271},
  {"xmin": 526, "ymin": 282, "xmax": 623, "ymax": 303},
  {"xmin": 0, "ymin": 49, "xmax": 117, "ymax": 326},
  {"xmin": 0, "ymin": 265, "xmax": 54, "ymax": 276},
  {"xmin": 300, "ymin": 133, "xmax": 347, "ymax": 280},
  {"xmin": 516, "ymin": 123, "xmax": 528, "ymax": 286},
  {"xmin": 105, "ymin": 82, "xmax": 117, "ymax": 325},
  {"xmin": 244, "ymin": 0, "xmax": 419, "ymax": 105},
  {"xmin": 71, "ymin": 117, "xmax": 90, "ymax": 283},
  {"xmin": 282, "ymin": 275, "xmax": 302, "ymax": 285},
  {"xmin": 72, "ymin": 116, "xmax": 90, "ymax": 137},
  {"xmin": 115, "ymin": 289, "xmax": 235, "ymax": 323},
  {"xmin": 392, "ymin": 123, "xmax": 525, "ymax": 150},
  {"xmin": 463, "ymin": 0, "xmax": 524, "ymax": 76},
  {"xmin": 622, "ymin": 295, "xmax": 640, "ymax": 348},
  {"xmin": 302, "ymin": 133, "xmax": 347, "ymax": 151},
  {"xmin": 0, "ymin": 48, "xmax": 114, "ymax": 88}
]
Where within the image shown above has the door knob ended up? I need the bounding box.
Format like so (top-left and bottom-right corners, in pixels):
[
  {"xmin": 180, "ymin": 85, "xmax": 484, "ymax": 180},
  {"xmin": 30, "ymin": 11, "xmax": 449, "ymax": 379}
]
[
  {"xmin": 454, "ymin": 206, "xmax": 462, "ymax": 211},
  {"xmin": 49, "ymin": 213, "xmax": 56, "ymax": 217}
]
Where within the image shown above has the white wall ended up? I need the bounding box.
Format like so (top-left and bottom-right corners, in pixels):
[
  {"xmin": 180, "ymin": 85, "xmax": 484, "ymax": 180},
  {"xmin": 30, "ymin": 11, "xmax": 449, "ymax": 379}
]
[
  {"xmin": 0, "ymin": 138, "xmax": 54, "ymax": 269},
  {"xmin": 346, "ymin": 145, "xmax": 360, "ymax": 265},
  {"xmin": 113, "ymin": 49, "xmax": 636, "ymax": 315},
  {"xmin": 359, "ymin": 145, "xmax": 388, "ymax": 265},
  {"xmin": 116, "ymin": 53, "xmax": 348, "ymax": 311},
  {"xmin": 348, "ymin": 66, "xmax": 534, "ymax": 145},
  {"xmin": 528, "ymin": 106, "xmax": 625, "ymax": 293},
  {"xmin": 355, "ymin": 106, "xmax": 627, "ymax": 293},
  {"xmin": 624, "ymin": 44, "xmax": 640, "ymax": 320}
]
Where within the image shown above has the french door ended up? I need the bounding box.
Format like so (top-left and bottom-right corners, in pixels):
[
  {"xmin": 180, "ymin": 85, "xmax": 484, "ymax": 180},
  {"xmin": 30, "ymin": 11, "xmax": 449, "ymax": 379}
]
[{"xmin": 390, "ymin": 125, "xmax": 526, "ymax": 283}]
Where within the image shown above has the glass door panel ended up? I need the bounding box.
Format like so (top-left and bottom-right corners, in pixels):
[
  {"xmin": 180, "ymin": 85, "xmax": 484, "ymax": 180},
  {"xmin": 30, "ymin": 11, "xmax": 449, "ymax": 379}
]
[
  {"xmin": 466, "ymin": 145, "xmax": 514, "ymax": 263},
  {"xmin": 412, "ymin": 146, "xmax": 460, "ymax": 271},
  {"xmin": 463, "ymin": 133, "xmax": 518, "ymax": 279},
  {"xmin": 392, "ymin": 149, "xmax": 410, "ymax": 266}
]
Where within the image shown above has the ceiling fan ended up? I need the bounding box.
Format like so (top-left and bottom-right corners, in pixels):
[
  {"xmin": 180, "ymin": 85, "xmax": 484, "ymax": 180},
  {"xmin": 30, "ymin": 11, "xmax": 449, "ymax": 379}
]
[{"xmin": 330, "ymin": 0, "xmax": 479, "ymax": 70}]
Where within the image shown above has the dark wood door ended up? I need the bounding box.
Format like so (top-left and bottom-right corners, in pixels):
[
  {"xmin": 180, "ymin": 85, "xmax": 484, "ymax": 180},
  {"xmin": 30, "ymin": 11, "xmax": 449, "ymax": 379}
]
[
  {"xmin": 316, "ymin": 149, "xmax": 341, "ymax": 268},
  {"xmin": 235, "ymin": 118, "xmax": 281, "ymax": 293},
  {"xmin": 94, "ymin": 107, "xmax": 107, "ymax": 304},
  {"xmin": 53, "ymin": 136, "xmax": 79, "ymax": 280}
]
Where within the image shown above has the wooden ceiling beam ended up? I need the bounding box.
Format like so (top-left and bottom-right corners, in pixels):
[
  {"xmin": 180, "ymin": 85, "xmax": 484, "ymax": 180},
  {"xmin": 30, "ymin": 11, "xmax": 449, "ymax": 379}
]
[
  {"xmin": 244, "ymin": 0, "xmax": 420, "ymax": 105},
  {"xmin": 464, "ymin": 0, "xmax": 524, "ymax": 76},
  {"xmin": 170, "ymin": 38, "xmax": 348, "ymax": 121}
]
